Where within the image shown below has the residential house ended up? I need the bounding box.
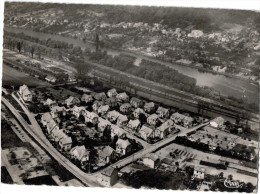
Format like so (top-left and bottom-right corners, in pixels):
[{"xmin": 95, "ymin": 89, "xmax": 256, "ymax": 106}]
[
  {"xmin": 83, "ymin": 111, "xmax": 99, "ymax": 124},
  {"xmin": 98, "ymin": 118, "xmax": 112, "ymax": 132},
  {"xmin": 45, "ymin": 98, "xmax": 57, "ymax": 108},
  {"xmin": 163, "ymin": 119, "xmax": 175, "ymax": 131},
  {"xmin": 70, "ymin": 145, "xmax": 90, "ymax": 164},
  {"xmin": 144, "ymin": 102, "xmax": 156, "ymax": 113},
  {"xmin": 97, "ymin": 146, "xmax": 116, "ymax": 164},
  {"xmin": 111, "ymin": 125, "xmax": 124, "ymax": 139},
  {"xmin": 119, "ymin": 103, "xmax": 131, "ymax": 114},
  {"xmin": 193, "ymin": 166, "xmax": 206, "ymax": 180},
  {"xmin": 94, "ymin": 92, "xmax": 107, "ymax": 101},
  {"xmin": 116, "ymin": 139, "xmax": 132, "ymax": 155},
  {"xmin": 147, "ymin": 114, "xmax": 159, "ymax": 126},
  {"xmin": 183, "ymin": 116, "xmax": 194, "ymax": 128},
  {"xmin": 143, "ymin": 153, "xmax": 160, "ymax": 168},
  {"xmin": 116, "ymin": 92, "xmax": 129, "ymax": 103},
  {"xmin": 107, "ymin": 110, "xmax": 120, "ymax": 123},
  {"xmin": 139, "ymin": 125, "xmax": 155, "ymax": 141},
  {"xmin": 171, "ymin": 112, "xmax": 185, "ymax": 124},
  {"xmin": 210, "ymin": 117, "xmax": 225, "ymax": 129},
  {"xmin": 18, "ymin": 84, "xmax": 32, "ymax": 102},
  {"xmin": 72, "ymin": 106, "xmax": 85, "ymax": 118},
  {"xmin": 155, "ymin": 124, "xmax": 170, "ymax": 139},
  {"xmin": 81, "ymin": 94, "xmax": 93, "ymax": 104},
  {"xmin": 41, "ymin": 112, "xmax": 52, "ymax": 126},
  {"xmin": 130, "ymin": 97, "xmax": 144, "ymax": 108},
  {"xmin": 51, "ymin": 106, "xmax": 66, "ymax": 119},
  {"xmin": 105, "ymin": 97, "xmax": 117, "ymax": 108},
  {"xmin": 117, "ymin": 114, "xmax": 128, "ymax": 127},
  {"xmin": 46, "ymin": 119, "xmax": 59, "ymax": 134},
  {"xmin": 45, "ymin": 75, "xmax": 57, "ymax": 83},
  {"xmin": 92, "ymin": 100, "xmax": 104, "ymax": 113},
  {"xmin": 133, "ymin": 108, "xmax": 145, "ymax": 119},
  {"xmin": 59, "ymin": 136, "xmax": 72, "ymax": 151},
  {"xmin": 65, "ymin": 96, "xmax": 80, "ymax": 107},
  {"xmin": 98, "ymin": 105, "xmax": 110, "ymax": 117},
  {"xmin": 51, "ymin": 128, "xmax": 66, "ymax": 142},
  {"xmin": 107, "ymin": 88, "xmax": 117, "ymax": 98},
  {"xmin": 99, "ymin": 167, "xmax": 118, "ymax": 186},
  {"xmin": 127, "ymin": 119, "xmax": 141, "ymax": 131},
  {"xmin": 156, "ymin": 106, "xmax": 170, "ymax": 118}
]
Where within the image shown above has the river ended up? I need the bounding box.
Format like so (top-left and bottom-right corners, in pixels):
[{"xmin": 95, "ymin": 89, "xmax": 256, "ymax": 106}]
[{"xmin": 4, "ymin": 27, "xmax": 259, "ymax": 104}]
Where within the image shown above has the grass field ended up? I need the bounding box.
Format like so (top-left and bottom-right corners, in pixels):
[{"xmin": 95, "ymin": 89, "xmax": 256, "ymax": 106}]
[{"xmin": 2, "ymin": 63, "xmax": 49, "ymax": 87}]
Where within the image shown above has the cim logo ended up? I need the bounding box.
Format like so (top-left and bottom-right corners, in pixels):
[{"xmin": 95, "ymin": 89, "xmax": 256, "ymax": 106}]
[{"xmin": 223, "ymin": 179, "xmax": 243, "ymax": 189}]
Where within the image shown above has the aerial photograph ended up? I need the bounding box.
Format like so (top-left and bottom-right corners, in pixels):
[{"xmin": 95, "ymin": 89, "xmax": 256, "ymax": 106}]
[{"xmin": 1, "ymin": 1, "xmax": 259, "ymax": 193}]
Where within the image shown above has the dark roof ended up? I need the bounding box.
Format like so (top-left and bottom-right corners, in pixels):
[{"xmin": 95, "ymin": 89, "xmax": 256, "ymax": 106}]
[{"xmin": 101, "ymin": 167, "xmax": 117, "ymax": 177}]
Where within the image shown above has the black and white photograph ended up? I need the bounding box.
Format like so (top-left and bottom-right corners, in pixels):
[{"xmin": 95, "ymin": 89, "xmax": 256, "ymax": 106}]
[{"xmin": 1, "ymin": 0, "xmax": 259, "ymax": 193}]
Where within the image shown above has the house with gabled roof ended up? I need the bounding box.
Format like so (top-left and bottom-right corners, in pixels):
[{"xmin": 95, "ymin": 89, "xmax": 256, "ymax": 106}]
[
  {"xmin": 83, "ymin": 111, "xmax": 99, "ymax": 124},
  {"xmin": 92, "ymin": 100, "xmax": 104, "ymax": 113},
  {"xmin": 156, "ymin": 106, "xmax": 170, "ymax": 118},
  {"xmin": 130, "ymin": 97, "xmax": 144, "ymax": 108},
  {"xmin": 117, "ymin": 114, "xmax": 128, "ymax": 127},
  {"xmin": 59, "ymin": 136, "xmax": 72, "ymax": 151},
  {"xmin": 144, "ymin": 102, "xmax": 156, "ymax": 113},
  {"xmin": 51, "ymin": 128, "xmax": 67, "ymax": 142},
  {"xmin": 147, "ymin": 114, "xmax": 159, "ymax": 126},
  {"xmin": 133, "ymin": 108, "xmax": 145, "ymax": 119},
  {"xmin": 120, "ymin": 103, "xmax": 131, "ymax": 114},
  {"xmin": 143, "ymin": 153, "xmax": 160, "ymax": 168},
  {"xmin": 98, "ymin": 118, "xmax": 112, "ymax": 132},
  {"xmin": 107, "ymin": 110, "xmax": 120, "ymax": 123},
  {"xmin": 111, "ymin": 124, "xmax": 124, "ymax": 138},
  {"xmin": 98, "ymin": 105, "xmax": 110, "ymax": 117},
  {"xmin": 46, "ymin": 119, "xmax": 59, "ymax": 134},
  {"xmin": 171, "ymin": 112, "xmax": 185, "ymax": 124},
  {"xmin": 116, "ymin": 92, "xmax": 129, "ymax": 103},
  {"xmin": 81, "ymin": 94, "xmax": 93, "ymax": 104},
  {"xmin": 116, "ymin": 139, "xmax": 132, "ymax": 155},
  {"xmin": 94, "ymin": 92, "xmax": 107, "ymax": 101},
  {"xmin": 51, "ymin": 106, "xmax": 66, "ymax": 119},
  {"xmin": 139, "ymin": 125, "xmax": 155, "ymax": 141},
  {"xmin": 45, "ymin": 98, "xmax": 57, "ymax": 108},
  {"xmin": 127, "ymin": 119, "xmax": 141, "ymax": 131},
  {"xmin": 18, "ymin": 84, "xmax": 32, "ymax": 102},
  {"xmin": 70, "ymin": 145, "xmax": 90, "ymax": 164},
  {"xmin": 105, "ymin": 97, "xmax": 117, "ymax": 108},
  {"xmin": 96, "ymin": 146, "xmax": 116, "ymax": 164},
  {"xmin": 183, "ymin": 116, "xmax": 194, "ymax": 128},
  {"xmin": 155, "ymin": 124, "xmax": 170, "ymax": 139},
  {"xmin": 65, "ymin": 96, "xmax": 80, "ymax": 107},
  {"xmin": 72, "ymin": 106, "xmax": 85, "ymax": 118},
  {"xmin": 107, "ymin": 88, "xmax": 117, "ymax": 98},
  {"xmin": 41, "ymin": 112, "xmax": 53, "ymax": 126}
]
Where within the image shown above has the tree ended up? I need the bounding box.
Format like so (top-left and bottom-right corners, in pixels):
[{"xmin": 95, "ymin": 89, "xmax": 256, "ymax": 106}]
[
  {"xmin": 75, "ymin": 60, "xmax": 90, "ymax": 84},
  {"xmin": 17, "ymin": 41, "xmax": 22, "ymax": 53},
  {"xmin": 30, "ymin": 46, "xmax": 35, "ymax": 58},
  {"xmin": 139, "ymin": 113, "xmax": 147, "ymax": 125}
]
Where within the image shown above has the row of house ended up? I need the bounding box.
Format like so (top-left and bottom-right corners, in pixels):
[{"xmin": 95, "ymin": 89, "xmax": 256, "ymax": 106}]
[{"xmin": 41, "ymin": 112, "xmax": 72, "ymax": 151}]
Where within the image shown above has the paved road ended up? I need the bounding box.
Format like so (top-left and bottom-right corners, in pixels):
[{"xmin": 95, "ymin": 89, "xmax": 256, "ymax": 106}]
[
  {"xmin": 2, "ymin": 96, "xmax": 102, "ymax": 187},
  {"xmin": 100, "ymin": 122, "xmax": 208, "ymax": 171},
  {"xmin": 3, "ymin": 93, "xmax": 208, "ymax": 185}
]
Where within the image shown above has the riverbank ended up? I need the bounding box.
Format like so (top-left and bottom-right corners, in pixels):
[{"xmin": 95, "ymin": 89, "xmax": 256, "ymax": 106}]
[
  {"xmin": 5, "ymin": 25, "xmax": 258, "ymax": 85},
  {"xmin": 4, "ymin": 26, "xmax": 259, "ymax": 105}
]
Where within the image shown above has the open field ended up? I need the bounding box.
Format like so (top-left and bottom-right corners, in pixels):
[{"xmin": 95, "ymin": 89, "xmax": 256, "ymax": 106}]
[{"xmin": 2, "ymin": 63, "xmax": 49, "ymax": 87}]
